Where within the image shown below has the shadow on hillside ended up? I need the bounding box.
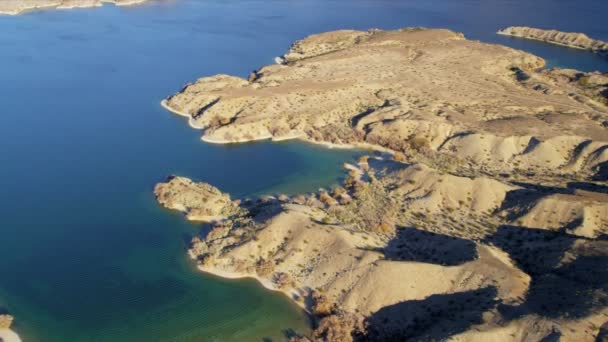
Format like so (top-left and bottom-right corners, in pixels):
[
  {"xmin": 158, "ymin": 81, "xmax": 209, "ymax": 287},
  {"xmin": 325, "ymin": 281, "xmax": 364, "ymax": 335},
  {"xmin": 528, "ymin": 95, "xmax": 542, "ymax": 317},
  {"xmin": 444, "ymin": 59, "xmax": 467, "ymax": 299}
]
[
  {"xmin": 597, "ymin": 322, "xmax": 608, "ymax": 342},
  {"xmin": 485, "ymin": 225, "xmax": 575, "ymax": 274},
  {"xmin": 367, "ymin": 157, "xmax": 410, "ymax": 179},
  {"xmin": 486, "ymin": 225, "xmax": 608, "ymax": 320},
  {"xmin": 380, "ymin": 227, "xmax": 477, "ymax": 265},
  {"xmin": 497, "ymin": 188, "xmax": 552, "ymax": 221},
  {"xmin": 567, "ymin": 181, "xmax": 608, "ymax": 194},
  {"xmin": 541, "ymin": 330, "xmax": 562, "ymax": 342},
  {"xmin": 592, "ymin": 161, "xmax": 608, "ymax": 181},
  {"xmin": 356, "ymin": 287, "xmax": 498, "ymax": 341}
]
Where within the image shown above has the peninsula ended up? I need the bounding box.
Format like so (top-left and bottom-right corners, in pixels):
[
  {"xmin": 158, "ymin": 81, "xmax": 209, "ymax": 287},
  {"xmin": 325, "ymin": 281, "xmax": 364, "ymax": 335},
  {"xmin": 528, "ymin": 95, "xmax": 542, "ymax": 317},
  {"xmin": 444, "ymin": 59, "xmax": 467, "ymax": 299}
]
[
  {"xmin": 0, "ymin": 0, "xmax": 149, "ymax": 15},
  {"xmin": 498, "ymin": 26, "xmax": 608, "ymax": 56},
  {"xmin": 159, "ymin": 28, "xmax": 608, "ymax": 341}
]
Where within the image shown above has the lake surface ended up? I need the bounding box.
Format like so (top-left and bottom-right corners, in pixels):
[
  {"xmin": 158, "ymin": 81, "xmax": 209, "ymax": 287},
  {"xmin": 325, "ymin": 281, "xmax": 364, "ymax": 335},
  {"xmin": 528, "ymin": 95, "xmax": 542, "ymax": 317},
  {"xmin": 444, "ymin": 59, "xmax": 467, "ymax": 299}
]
[{"xmin": 0, "ymin": 0, "xmax": 607, "ymax": 341}]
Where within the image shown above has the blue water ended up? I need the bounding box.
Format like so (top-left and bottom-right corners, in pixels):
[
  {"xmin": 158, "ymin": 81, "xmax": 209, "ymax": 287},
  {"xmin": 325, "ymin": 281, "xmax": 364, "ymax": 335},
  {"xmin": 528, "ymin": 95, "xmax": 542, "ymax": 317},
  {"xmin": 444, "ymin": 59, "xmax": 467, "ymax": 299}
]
[{"xmin": 0, "ymin": 0, "xmax": 607, "ymax": 341}]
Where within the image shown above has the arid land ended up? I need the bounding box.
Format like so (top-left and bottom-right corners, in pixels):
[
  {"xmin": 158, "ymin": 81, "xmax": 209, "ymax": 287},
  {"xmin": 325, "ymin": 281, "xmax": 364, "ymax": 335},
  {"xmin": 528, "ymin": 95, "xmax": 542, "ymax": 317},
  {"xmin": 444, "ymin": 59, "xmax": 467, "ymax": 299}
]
[
  {"xmin": 158, "ymin": 28, "xmax": 608, "ymax": 341},
  {"xmin": 0, "ymin": 0, "xmax": 149, "ymax": 15}
]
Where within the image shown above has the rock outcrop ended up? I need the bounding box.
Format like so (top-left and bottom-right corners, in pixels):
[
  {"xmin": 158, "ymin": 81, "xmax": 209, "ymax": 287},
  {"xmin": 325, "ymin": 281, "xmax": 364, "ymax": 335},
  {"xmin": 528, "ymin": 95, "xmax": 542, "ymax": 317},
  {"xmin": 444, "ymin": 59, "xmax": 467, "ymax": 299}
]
[
  {"xmin": 498, "ymin": 26, "xmax": 608, "ymax": 55},
  {"xmin": 0, "ymin": 0, "xmax": 149, "ymax": 15},
  {"xmin": 154, "ymin": 176, "xmax": 244, "ymax": 222}
]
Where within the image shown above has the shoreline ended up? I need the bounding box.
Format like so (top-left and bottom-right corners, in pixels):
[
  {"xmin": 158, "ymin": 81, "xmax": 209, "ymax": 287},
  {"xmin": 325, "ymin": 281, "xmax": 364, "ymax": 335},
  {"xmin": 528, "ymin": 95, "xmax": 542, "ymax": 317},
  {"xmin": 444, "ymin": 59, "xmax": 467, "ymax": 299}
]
[
  {"xmin": 160, "ymin": 100, "xmax": 208, "ymax": 130},
  {"xmin": 0, "ymin": 0, "xmax": 149, "ymax": 16},
  {"xmin": 161, "ymin": 99, "xmax": 388, "ymax": 152},
  {"xmin": 497, "ymin": 31, "xmax": 591, "ymax": 51},
  {"xmin": 196, "ymin": 265, "xmax": 309, "ymax": 312},
  {"xmin": 497, "ymin": 28, "xmax": 608, "ymax": 55}
]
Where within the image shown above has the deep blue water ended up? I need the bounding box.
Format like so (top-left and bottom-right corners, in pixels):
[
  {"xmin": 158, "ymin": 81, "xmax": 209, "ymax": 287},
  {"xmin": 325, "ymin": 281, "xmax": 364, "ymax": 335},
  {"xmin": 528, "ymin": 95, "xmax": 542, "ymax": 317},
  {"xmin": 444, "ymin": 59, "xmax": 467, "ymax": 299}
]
[{"xmin": 0, "ymin": 0, "xmax": 607, "ymax": 341}]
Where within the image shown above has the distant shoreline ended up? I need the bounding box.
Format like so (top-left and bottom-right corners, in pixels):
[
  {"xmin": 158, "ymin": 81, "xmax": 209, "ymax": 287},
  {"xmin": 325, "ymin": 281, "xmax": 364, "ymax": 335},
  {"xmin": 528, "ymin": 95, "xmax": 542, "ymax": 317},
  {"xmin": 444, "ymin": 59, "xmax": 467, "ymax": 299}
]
[
  {"xmin": 497, "ymin": 26, "xmax": 608, "ymax": 56},
  {"xmin": 0, "ymin": 0, "xmax": 149, "ymax": 16}
]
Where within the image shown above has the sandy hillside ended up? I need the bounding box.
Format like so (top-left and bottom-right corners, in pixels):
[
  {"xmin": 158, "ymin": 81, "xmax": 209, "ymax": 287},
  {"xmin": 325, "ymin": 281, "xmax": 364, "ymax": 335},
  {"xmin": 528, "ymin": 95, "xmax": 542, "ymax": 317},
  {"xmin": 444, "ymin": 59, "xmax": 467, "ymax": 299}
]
[
  {"xmin": 159, "ymin": 28, "xmax": 608, "ymax": 341},
  {"xmin": 164, "ymin": 28, "xmax": 608, "ymax": 182}
]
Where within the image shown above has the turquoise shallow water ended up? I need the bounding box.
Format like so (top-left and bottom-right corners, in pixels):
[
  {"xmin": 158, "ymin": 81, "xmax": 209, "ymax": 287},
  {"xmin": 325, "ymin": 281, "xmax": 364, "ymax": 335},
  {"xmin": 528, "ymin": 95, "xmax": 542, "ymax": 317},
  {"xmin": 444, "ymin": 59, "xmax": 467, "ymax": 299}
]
[{"xmin": 0, "ymin": 0, "xmax": 607, "ymax": 341}]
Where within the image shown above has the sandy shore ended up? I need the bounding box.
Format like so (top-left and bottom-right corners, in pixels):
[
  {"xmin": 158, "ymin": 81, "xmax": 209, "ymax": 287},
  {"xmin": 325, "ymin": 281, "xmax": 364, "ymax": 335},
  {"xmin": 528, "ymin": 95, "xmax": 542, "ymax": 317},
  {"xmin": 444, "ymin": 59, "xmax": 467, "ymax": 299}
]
[
  {"xmin": 160, "ymin": 99, "xmax": 210, "ymax": 130},
  {"xmin": 196, "ymin": 265, "xmax": 308, "ymax": 311},
  {"xmin": 161, "ymin": 99, "xmax": 387, "ymax": 150},
  {"xmin": 0, "ymin": 329, "xmax": 21, "ymax": 342}
]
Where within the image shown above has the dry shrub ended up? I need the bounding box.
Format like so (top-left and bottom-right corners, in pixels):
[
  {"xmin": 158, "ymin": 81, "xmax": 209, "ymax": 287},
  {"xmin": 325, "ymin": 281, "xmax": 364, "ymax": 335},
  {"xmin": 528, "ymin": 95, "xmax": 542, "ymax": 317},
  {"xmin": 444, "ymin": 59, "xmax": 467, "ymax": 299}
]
[
  {"xmin": 273, "ymin": 272, "xmax": 294, "ymax": 289},
  {"xmin": 208, "ymin": 115, "xmax": 222, "ymax": 129},
  {"xmin": 332, "ymin": 186, "xmax": 347, "ymax": 197},
  {"xmin": 312, "ymin": 292, "xmax": 334, "ymax": 317},
  {"xmin": 392, "ymin": 152, "xmax": 407, "ymax": 162},
  {"xmin": 313, "ymin": 314, "xmax": 363, "ymax": 342},
  {"xmin": 269, "ymin": 122, "xmax": 290, "ymax": 136},
  {"xmin": 319, "ymin": 192, "xmax": 338, "ymax": 206},
  {"xmin": 374, "ymin": 219, "xmax": 395, "ymax": 234},
  {"xmin": 207, "ymin": 224, "xmax": 229, "ymax": 241},
  {"xmin": 409, "ymin": 135, "xmax": 430, "ymax": 151},
  {"xmin": 256, "ymin": 259, "xmax": 275, "ymax": 277},
  {"xmin": 344, "ymin": 170, "xmax": 360, "ymax": 189}
]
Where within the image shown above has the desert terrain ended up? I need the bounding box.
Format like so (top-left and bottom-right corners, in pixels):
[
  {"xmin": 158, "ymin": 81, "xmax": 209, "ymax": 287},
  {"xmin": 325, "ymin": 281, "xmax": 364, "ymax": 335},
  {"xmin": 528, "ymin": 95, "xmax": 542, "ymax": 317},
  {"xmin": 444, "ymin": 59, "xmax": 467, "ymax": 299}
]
[
  {"xmin": 0, "ymin": 0, "xmax": 149, "ymax": 15},
  {"xmin": 159, "ymin": 28, "xmax": 608, "ymax": 341}
]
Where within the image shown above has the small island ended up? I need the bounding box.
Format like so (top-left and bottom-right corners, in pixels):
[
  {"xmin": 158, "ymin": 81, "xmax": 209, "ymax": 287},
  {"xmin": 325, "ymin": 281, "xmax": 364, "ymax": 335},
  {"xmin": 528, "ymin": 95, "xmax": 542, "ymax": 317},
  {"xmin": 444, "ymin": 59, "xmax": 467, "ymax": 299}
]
[
  {"xmin": 498, "ymin": 26, "xmax": 608, "ymax": 56},
  {"xmin": 0, "ymin": 313, "xmax": 21, "ymax": 342},
  {"xmin": 159, "ymin": 28, "xmax": 608, "ymax": 341},
  {"xmin": 0, "ymin": 0, "xmax": 149, "ymax": 15}
]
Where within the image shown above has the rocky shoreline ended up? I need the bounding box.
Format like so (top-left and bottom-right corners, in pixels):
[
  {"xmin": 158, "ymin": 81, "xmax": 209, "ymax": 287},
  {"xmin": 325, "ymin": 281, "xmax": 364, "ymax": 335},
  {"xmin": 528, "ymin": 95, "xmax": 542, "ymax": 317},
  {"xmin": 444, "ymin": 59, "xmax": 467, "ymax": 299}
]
[
  {"xmin": 0, "ymin": 0, "xmax": 149, "ymax": 15},
  {"xmin": 158, "ymin": 27, "xmax": 608, "ymax": 341},
  {"xmin": 498, "ymin": 26, "xmax": 608, "ymax": 56}
]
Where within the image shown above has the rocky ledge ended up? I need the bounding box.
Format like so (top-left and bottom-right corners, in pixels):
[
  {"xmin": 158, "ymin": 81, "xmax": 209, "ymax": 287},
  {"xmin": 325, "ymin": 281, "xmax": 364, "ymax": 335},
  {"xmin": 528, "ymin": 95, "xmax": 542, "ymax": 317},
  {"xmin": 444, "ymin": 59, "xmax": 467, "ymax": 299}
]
[
  {"xmin": 159, "ymin": 27, "xmax": 608, "ymax": 341},
  {"xmin": 498, "ymin": 26, "xmax": 608, "ymax": 56},
  {"xmin": 0, "ymin": 0, "xmax": 149, "ymax": 15}
]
